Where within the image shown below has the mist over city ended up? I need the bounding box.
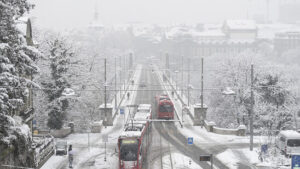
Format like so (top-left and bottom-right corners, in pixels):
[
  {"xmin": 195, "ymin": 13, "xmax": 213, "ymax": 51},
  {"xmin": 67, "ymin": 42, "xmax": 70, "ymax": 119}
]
[{"xmin": 1, "ymin": 0, "xmax": 300, "ymax": 169}]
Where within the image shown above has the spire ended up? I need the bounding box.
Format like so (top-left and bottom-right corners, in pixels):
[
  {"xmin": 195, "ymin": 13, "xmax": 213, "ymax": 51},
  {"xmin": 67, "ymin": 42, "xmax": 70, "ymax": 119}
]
[
  {"xmin": 94, "ymin": 0, "xmax": 99, "ymax": 22},
  {"xmin": 89, "ymin": 0, "xmax": 104, "ymax": 30}
]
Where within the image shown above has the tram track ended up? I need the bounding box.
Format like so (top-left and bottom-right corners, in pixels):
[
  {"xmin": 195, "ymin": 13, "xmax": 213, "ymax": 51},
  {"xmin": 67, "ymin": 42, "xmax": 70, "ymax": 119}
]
[
  {"xmin": 135, "ymin": 65, "xmax": 230, "ymax": 169},
  {"xmin": 148, "ymin": 65, "xmax": 229, "ymax": 169}
]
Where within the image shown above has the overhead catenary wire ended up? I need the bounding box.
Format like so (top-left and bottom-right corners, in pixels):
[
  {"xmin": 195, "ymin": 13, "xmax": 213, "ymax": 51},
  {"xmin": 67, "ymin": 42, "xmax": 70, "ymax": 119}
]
[{"xmin": 0, "ymin": 84, "xmax": 288, "ymax": 92}]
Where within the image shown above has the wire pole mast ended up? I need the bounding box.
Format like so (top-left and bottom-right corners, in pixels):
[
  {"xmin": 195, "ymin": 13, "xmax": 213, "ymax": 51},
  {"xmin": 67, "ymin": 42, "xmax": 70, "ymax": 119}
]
[
  {"xmin": 104, "ymin": 58, "xmax": 107, "ymax": 128},
  {"xmin": 115, "ymin": 57, "xmax": 117, "ymax": 110},
  {"xmin": 188, "ymin": 58, "xmax": 190, "ymax": 106},
  {"xmin": 181, "ymin": 55, "xmax": 184, "ymax": 97},
  {"xmin": 201, "ymin": 58, "xmax": 204, "ymax": 108},
  {"xmin": 201, "ymin": 58, "xmax": 204, "ymax": 127},
  {"xmin": 250, "ymin": 64, "xmax": 254, "ymax": 151}
]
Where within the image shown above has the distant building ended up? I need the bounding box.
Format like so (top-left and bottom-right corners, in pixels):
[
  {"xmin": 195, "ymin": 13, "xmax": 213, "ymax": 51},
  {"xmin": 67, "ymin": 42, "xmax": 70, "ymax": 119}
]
[
  {"xmin": 197, "ymin": 40, "xmax": 255, "ymax": 57},
  {"xmin": 88, "ymin": 0, "xmax": 104, "ymax": 31},
  {"xmin": 274, "ymin": 31, "xmax": 300, "ymax": 54},
  {"xmin": 222, "ymin": 20, "xmax": 257, "ymax": 40},
  {"xmin": 196, "ymin": 20, "xmax": 258, "ymax": 56}
]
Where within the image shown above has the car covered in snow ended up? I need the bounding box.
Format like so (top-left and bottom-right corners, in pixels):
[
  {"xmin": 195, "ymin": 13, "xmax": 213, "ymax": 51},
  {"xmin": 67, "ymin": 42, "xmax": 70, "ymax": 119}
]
[
  {"xmin": 55, "ymin": 140, "xmax": 68, "ymax": 155},
  {"xmin": 276, "ymin": 130, "xmax": 300, "ymax": 156}
]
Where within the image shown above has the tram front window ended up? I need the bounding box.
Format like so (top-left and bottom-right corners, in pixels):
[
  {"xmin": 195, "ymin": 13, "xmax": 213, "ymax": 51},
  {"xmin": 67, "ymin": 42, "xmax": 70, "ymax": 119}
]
[
  {"xmin": 159, "ymin": 104, "xmax": 173, "ymax": 113},
  {"xmin": 120, "ymin": 139, "xmax": 138, "ymax": 161}
]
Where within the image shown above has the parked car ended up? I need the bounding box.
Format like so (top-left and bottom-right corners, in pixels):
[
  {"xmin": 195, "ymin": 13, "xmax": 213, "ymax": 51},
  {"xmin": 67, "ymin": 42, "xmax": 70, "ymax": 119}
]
[
  {"xmin": 55, "ymin": 140, "xmax": 68, "ymax": 155},
  {"xmin": 276, "ymin": 130, "xmax": 300, "ymax": 156}
]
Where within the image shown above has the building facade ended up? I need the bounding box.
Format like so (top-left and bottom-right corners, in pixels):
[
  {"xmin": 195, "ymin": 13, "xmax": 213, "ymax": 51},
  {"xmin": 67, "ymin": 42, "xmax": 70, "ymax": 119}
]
[{"xmin": 274, "ymin": 31, "xmax": 300, "ymax": 54}]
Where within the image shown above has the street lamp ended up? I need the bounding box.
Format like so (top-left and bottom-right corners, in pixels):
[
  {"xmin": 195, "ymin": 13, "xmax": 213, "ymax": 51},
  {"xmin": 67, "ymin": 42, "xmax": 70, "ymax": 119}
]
[
  {"xmin": 61, "ymin": 88, "xmax": 76, "ymax": 97},
  {"xmin": 222, "ymin": 87, "xmax": 235, "ymax": 96}
]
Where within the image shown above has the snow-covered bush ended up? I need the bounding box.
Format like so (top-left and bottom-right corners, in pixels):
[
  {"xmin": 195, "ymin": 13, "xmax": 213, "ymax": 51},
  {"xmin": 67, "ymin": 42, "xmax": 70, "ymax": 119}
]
[{"xmin": 205, "ymin": 50, "xmax": 298, "ymax": 131}]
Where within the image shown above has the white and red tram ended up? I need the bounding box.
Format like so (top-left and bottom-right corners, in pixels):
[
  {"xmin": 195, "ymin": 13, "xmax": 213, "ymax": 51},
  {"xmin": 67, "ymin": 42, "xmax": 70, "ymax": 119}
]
[{"xmin": 118, "ymin": 104, "xmax": 152, "ymax": 169}]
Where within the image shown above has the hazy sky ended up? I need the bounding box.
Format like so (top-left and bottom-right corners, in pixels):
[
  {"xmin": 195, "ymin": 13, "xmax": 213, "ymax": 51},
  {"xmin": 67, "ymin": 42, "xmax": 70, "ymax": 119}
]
[{"xmin": 29, "ymin": 0, "xmax": 276, "ymax": 30}]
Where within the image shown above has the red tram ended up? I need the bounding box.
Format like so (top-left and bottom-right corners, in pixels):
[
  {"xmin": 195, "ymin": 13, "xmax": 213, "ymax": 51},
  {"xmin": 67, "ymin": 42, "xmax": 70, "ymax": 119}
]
[
  {"xmin": 156, "ymin": 94, "xmax": 174, "ymax": 119},
  {"xmin": 118, "ymin": 104, "xmax": 152, "ymax": 169}
]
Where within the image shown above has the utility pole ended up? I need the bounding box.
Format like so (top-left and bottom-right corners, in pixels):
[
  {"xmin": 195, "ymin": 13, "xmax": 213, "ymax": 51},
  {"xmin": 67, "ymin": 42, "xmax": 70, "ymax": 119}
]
[
  {"xmin": 129, "ymin": 53, "xmax": 133, "ymax": 69},
  {"xmin": 115, "ymin": 57, "xmax": 117, "ymax": 110},
  {"xmin": 119, "ymin": 55, "xmax": 122, "ymax": 98},
  {"xmin": 188, "ymin": 58, "xmax": 190, "ymax": 106},
  {"xmin": 104, "ymin": 58, "xmax": 107, "ymax": 128},
  {"xmin": 124, "ymin": 55, "xmax": 126, "ymax": 93},
  {"xmin": 201, "ymin": 58, "xmax": 204, "ymax": 108},
  {"xmin": 181, "ymin": 55, "xmax": 184, "ymax": 97},
  {"xmin": 250, "ymin": 64, "xmax": 254, "ymax": 151},
  {"xmin": 166, "ymin": 53, "xmax": 169, "ymax": 78}
]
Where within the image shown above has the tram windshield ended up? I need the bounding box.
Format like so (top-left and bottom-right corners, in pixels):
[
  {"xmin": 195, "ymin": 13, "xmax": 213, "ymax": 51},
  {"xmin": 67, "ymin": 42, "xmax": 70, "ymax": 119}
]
[
  {"xmin": 159, "ymin": 104, "xmax": 173, "ymax": 113},
  {"xmin": 120, "ymin": 139, "xmax": 139, "ymax": 161},
  {"xmin": 287, "ymin": 139, "xmax": 300, "ymax": 147}
]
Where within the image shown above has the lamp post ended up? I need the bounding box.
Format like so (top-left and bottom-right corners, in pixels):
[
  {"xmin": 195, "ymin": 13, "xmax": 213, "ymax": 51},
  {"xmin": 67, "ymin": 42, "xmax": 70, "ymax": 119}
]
[
  {"xmin": 187, "ymin": 58, "xmax": 190, "ymax": 106},
  {"xmin": 250, "ymin": 64, "xmax": 254, "ymax": 151},
  {"xmin": 174, "ymin": 70, "xmax": 179, "ymax": 91},
  {"xmin": 114, "ymin": 57, "xmax": 117, "ymax": 110}
]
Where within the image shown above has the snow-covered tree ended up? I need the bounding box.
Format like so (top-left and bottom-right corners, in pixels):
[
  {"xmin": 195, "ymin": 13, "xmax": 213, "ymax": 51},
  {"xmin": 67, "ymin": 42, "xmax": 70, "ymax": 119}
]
[
  {"xmin": 206, "ymin": 50, "xmax": 297, "ymax": 131},
  {"xmin": 42, "ymin": 37, "xmax": 73, "ymax": 130},
  {"xmin": 0, "ymin": 0, "xmax": 40, "ymax": 167}
]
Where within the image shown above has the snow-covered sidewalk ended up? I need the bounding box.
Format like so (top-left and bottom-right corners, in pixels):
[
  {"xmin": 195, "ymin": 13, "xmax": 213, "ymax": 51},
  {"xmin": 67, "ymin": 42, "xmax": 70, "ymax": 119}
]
[
  {"xmin": 153, "ymin": 152, "xmax": 202, "ymax": 169},
  {"xmin": 216, "ymin": 147, "xmax": 290, "ymax": 169}
]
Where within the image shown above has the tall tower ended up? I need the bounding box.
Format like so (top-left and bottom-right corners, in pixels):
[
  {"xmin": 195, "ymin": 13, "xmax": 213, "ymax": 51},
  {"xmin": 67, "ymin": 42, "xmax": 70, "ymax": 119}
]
[
  {"xmin": 89, "ymin": 0, "xmax": 104, "ymax": 30},
  {"xmin": 94, "ymin": 0, "xmax": 99, "ymax": 22}
]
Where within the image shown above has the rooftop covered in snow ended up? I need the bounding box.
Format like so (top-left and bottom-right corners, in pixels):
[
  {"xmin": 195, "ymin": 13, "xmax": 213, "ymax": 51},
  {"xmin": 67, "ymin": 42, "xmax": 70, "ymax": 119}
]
[
  {"xmin": 279, "ymin": 130, "xmax": 300, "ymax": 138},
  {"xmin": 223, "ymin": 20, "xmax": 257, "ymax": 30}
]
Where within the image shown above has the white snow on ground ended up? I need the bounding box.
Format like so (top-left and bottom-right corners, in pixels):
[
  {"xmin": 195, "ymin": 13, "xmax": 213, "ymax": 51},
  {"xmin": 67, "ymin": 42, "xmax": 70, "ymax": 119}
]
[
  {"xmin": 170, "ymin": 152, "xmax": 202, "ymax": 169},
  {"xmin": 41, "ymin": 65, "xmax": 142, "ymax": 169},
  {"xmin": 153, "ymin": 152, "xmax": 202, "ymax": 169},
  {"xmin": 216, "ymin": 149, "xmax": 239, "ymax": 169},
  {"xmin": 178, "ymin": 126, "xmax": 266, "ymax": 145},
  {"xmin": 72, "ymin": 147, "xmax": 118, "ymax": 169},
  {"xmin": 217, "ymin": 148, "xmax": 292, "ymax": 169},
  {"xmin": 41, "ymin": 155, "xmax": 66, "ymax": 169}
]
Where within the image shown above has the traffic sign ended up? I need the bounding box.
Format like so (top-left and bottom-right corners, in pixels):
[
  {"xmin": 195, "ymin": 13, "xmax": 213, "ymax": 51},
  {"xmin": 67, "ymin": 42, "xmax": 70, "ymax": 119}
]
[
  {"xmin": 126, "ymin": 104, "xmax": 138, "ymax": 107},
  {"xmin": 32, "ymin": 120, "xmax": 37, "ymax": 128},
  {"xmin": 292, "ymin": 155, "xmax": 300, "ymax": 169},
  {"xmin": 199, "ymin": 155, "xmax": 211, "ymax": 161},
  {"xmin": 188, "ymin": 137, "xmax": 193, "ymax": 145},
  {"xmin": 120, "ymin": 108, "xmax": 124, "ymax": 115},
  {"xmin": 261, "ymin": 144, "xmax": 268, "ymax": 154}
]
